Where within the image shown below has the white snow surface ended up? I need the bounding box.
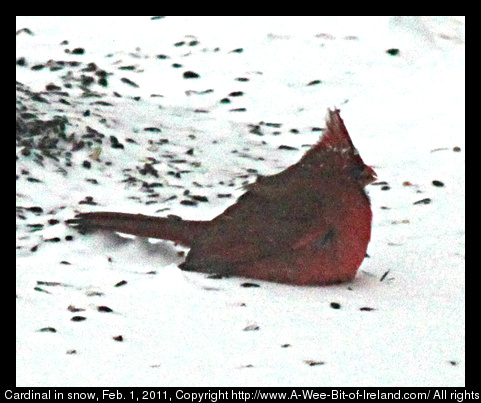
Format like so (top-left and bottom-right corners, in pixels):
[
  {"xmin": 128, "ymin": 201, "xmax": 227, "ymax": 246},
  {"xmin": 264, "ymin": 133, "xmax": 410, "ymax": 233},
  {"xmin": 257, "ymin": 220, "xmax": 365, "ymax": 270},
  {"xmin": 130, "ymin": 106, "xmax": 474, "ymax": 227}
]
[{"xmin": 16, "ymin": 16, "xmax": 465, "ymax": 387}]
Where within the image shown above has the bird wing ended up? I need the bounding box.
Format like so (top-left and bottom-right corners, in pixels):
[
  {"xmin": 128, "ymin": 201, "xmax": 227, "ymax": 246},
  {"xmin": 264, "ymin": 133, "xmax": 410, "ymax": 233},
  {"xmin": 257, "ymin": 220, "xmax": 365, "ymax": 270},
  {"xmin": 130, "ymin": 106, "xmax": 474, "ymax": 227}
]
[{"xmin": 182, "ymin": 177, "xmax": 330, "ymax": 272}]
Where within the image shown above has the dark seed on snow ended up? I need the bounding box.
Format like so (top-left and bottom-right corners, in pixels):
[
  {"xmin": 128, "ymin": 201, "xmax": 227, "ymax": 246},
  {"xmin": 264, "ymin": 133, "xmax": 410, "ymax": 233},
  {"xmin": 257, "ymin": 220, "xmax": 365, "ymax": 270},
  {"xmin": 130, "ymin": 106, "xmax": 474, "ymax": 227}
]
[
  {"xmin": 183, "ymin": 71, "xmax": 200, "ymax": 79},
  {"xmin": 113, "ymin": 335, "xmax": 124, "ymax": 342},
  {"xmin": 86, "ymin": 291, "xmax": 104, "ymax": 297},
  {"xmin": 83, "ymin": 62, "xmax": 98, "ymax": 72},
  {"xmin": 37, "ymin": 281, "xmax": 61, "ymax": 286},
  {"xmin": 190, "ymin": 195, "xmax": 208, "ymax": 202},
  {"xmin": 414, "ymin": 198, "xmax": 432, "ymax": 205},
  {"xmin": 110, "ymin": 136, "xmax": 124, "ymax": 149},
  {"xmin": 243, "ymin": 325, "xmax": 259, "ymax": 331},
  {"xmin": 121, "ymin": 77, "xmax": 139, "ymax": 87},
  {"xmin": 71, "ymin": 316, "xmax": 87, "ymax": 322},
  {"xmin": 305, "ymin": 360, "xmax": 325, "ymax": 366},
  {"xmin": 27, "ymin": 223, "xmax": 43, "ymax": 229},
  {"xmin": 97, "ymin": 306, "xmax": 113, "ymax": 313},
  {"xmin": 80, "ymin": 75, "xmax": 95, "ymax": 86},
  {"xmin": 241, "ymin": 282, "xmax": 260, "ymax": 288},
  {"xmin": 264, "ymin": 122, "xmax": 282, "ymax": 128},
  {"xmin": 26, "ymin": 207, "xmax": 43, "ymax": 213},
  {"xmin": 330, "ymin": 302, "xmax": 341, "ymax": 309},
  {"xmin": 68, "ymin": 305, "xmax": 85, "ymax": 312},
  {"xmin": 115, "ymin": 280, "xmax": 127, "ymax": 287},
  {"xmin": 45, "ymin": 237, "xmax": 61, "ymax": 243},
  {"xmin": 16, "ymin": 28, "xmax": 34, "ymax": 36},
  {"xmin": 432, "ymin": 180, "xmax": 445, "ymax": 187},
  {"xmin": 386, "ymin": 48, "xmax": 400, "ymax": 56},
  {"xmin": 380, "ymin": 270, "xmax": 390, "ymax": 282},
  {"xmin": 38, "ymin": 327, "xmax": 57, "ymax": 333},
  {"xmin": 98, "ymin": 77, "xmax": 108, "ymax": 86},
  {"xmin": 79, "ymin": 196, "xmax": 98, "ymax": 205},
  {"xmin": 180, "ymin": 200, "xmax": 198, "ymax": 206},
  {"xmin": 248, "ymin": 125, "xmax": 263, "ymax": 135}
]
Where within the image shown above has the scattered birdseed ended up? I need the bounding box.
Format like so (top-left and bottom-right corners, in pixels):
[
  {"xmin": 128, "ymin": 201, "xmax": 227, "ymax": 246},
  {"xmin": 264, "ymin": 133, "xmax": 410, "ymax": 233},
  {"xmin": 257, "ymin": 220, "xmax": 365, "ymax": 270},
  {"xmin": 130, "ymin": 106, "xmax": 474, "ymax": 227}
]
[
  {"xmin": 386, "ymin": 48, "xmax": 400, "ymax": 56},
  {"xmin": 38, "ymin": 327, "xmax": 56, "ymax": 333},
  {"xmin": 97, "ymin": 306, "xmax": 113, "ymax": 313},
  {"xmin": 413, "ymin": 198, "xmax": 432, "ymax": 205},
  {"xmin": 305, "ymin": 360, "xmax": 325, "ymax": 366},
  {"xmin": 121, "ymin": 77, "xmax": 139, "ymax": 87},
  {"xmin": 183, "ymin": 71, "xmax": 200, "ymax": 79},
  {"xmin": 115, "ymin": 280, "xmax": 127, "ymax": 287},
  {"xmin": 240, "ymin": 282, "xmax": 260, "ymax": 288}
]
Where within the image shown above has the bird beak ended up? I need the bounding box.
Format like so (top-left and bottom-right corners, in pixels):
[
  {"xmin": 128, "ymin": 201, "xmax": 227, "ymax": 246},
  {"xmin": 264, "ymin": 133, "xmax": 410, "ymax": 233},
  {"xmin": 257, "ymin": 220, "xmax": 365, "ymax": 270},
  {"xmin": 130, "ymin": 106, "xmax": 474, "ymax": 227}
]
[{"xmin": 362, "ymin": 165, "xmax": 377, "ymax": 187}]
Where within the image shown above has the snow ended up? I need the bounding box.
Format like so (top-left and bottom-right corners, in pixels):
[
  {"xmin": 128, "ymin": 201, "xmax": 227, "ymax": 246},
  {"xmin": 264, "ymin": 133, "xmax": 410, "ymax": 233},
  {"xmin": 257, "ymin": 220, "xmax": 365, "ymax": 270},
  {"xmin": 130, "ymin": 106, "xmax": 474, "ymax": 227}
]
[{"xmin": 16, "ymin": 16, "xmax": 465, "ymax": 387}]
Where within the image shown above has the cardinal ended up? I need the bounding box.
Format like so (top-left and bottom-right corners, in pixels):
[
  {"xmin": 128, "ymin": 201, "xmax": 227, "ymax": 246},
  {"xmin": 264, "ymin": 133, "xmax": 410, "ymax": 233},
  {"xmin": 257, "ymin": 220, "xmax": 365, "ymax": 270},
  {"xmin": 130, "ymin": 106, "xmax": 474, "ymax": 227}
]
[{"xmin": 68, "ymin": 109, "xmax": 377, "ymax": 285}]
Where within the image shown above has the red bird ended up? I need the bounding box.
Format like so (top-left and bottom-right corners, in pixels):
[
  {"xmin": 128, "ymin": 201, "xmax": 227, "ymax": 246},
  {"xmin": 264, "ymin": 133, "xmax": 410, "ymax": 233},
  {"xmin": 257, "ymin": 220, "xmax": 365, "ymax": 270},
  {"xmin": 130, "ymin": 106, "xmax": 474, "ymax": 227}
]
[{"xmin": 69, "ymin": 109, "xmax": 376, "ymax": 285}]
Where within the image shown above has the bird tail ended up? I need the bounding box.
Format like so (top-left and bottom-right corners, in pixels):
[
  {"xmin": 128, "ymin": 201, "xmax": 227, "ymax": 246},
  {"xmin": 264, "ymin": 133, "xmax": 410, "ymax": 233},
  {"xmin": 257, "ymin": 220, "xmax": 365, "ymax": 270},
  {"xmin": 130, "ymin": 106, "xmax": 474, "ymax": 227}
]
[{"xmin": 67, "ymin": 212, "xmax": 208, "ymax": 247}]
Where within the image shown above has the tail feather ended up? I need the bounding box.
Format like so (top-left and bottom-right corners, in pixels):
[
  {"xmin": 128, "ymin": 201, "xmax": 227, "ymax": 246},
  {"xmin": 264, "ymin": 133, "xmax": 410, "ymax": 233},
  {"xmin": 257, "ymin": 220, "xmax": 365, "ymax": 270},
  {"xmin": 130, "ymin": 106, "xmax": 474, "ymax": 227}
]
[{"xmin": 67, "ymin": 212, "xmax": 208, "ymax": 247}]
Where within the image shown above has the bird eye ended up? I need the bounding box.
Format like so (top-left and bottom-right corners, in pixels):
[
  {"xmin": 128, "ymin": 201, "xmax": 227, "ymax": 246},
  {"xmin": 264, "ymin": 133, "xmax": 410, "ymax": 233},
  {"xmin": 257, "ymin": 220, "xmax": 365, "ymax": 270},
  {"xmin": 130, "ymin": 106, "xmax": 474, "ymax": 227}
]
[{"xmin": 351, "ymin": 165, "xmax": 377, "ymax": 186}]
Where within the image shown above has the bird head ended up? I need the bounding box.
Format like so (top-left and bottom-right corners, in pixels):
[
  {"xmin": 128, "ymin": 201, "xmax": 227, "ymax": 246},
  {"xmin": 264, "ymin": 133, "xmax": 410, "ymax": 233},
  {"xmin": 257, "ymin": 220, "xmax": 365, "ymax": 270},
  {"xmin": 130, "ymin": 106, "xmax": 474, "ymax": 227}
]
[{"xmin": 301, "ymin": 108, "xmax": 377, "ymax": 188}]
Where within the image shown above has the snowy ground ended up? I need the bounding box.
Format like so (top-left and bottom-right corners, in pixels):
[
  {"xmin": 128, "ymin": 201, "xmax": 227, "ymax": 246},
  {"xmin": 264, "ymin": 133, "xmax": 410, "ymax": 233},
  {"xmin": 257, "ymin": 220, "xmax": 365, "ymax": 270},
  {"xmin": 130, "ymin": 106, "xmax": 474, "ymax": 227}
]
[{"xmin": 16, "ymin": 16, "xmax": 465, "ymax": 387}]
